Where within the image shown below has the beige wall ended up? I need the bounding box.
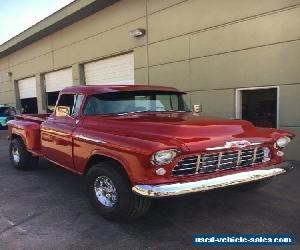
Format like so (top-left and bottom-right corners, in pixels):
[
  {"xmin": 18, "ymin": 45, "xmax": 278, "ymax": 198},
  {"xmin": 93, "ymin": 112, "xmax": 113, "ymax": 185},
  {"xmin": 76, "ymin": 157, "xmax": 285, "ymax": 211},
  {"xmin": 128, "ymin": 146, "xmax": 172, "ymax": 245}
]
[
  {"xmin": 146, "ymin": 0, "xmax": 300, "ymax": 160},
  {"xmin": 0, "ymin": 0, "xmax": 299, "ymax": 159}
]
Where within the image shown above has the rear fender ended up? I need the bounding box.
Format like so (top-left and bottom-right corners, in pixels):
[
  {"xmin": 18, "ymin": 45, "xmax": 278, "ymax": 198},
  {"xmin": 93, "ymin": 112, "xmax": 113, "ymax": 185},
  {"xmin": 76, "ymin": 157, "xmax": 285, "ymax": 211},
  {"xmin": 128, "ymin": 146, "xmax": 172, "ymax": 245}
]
[{"xmin": 8, "ymin": 120, "xmax": 41, "ymax": 151}]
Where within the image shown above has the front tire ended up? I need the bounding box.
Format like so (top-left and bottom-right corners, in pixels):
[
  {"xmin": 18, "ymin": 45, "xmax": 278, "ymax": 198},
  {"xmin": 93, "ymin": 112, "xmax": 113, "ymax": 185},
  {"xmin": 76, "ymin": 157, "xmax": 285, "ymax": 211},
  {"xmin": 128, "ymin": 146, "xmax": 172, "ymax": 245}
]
[
  {"xmin": 9, "ymin": 138, "xmax": 39, "ymax": 170},
  {"xmin": 86, "ymin": 162, "xmax": 151, "ymax": 220}
]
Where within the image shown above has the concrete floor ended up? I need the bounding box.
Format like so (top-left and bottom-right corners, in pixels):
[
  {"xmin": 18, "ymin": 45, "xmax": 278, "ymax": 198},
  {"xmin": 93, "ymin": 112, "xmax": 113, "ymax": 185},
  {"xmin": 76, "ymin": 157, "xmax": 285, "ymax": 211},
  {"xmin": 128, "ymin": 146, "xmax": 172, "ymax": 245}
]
[{"xmin": 0, "ymin": 130, "xmax": 299, "ymax": 250}]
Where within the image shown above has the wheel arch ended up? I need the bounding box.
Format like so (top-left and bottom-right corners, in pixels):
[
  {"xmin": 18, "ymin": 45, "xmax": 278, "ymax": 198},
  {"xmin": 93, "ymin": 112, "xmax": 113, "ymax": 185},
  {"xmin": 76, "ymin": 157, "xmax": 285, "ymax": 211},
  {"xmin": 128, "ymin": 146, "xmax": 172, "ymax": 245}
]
[
  {"xmin": 11, "ymin": 133, "xmax": 26, "ymax": 146},
  {"xmin": 84, "ymin": 154, "xmax": 131, "ymax": 182}
]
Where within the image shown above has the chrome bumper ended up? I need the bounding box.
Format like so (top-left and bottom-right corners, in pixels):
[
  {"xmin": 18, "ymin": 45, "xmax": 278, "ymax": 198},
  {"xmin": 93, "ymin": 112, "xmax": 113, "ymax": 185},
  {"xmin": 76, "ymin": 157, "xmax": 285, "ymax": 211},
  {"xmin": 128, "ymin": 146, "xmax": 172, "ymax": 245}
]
[{"xmin": 132, "ymin": 162, "xmax": 293, "ymax": 198}]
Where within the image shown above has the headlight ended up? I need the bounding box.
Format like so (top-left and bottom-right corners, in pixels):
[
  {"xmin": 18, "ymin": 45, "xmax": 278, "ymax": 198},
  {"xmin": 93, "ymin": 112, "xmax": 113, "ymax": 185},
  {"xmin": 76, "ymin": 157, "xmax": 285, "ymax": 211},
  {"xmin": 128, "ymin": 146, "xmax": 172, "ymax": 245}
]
[
  {"xmin": 275, "ymin": 136, "xmax": 291, "ymax": 148},
  {"xmin": 151, "ymin": 149, "xmax": 180, "ymax": 165}
]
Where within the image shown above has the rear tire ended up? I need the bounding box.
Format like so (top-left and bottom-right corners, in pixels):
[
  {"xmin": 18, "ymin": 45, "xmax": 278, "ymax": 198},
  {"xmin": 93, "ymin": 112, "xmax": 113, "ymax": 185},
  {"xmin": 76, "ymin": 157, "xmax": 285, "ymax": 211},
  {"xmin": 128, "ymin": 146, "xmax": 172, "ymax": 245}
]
[
  {"xmin": 86, "ymin": 162, "xmax": 151, "ymax": 220},
  {"xmin": 9, "ymin": 138, "xmax": 39, "ymax": 170},
  {"xmin": 234, "ymin": 178, "xmax": 272, "ymax": 191}
]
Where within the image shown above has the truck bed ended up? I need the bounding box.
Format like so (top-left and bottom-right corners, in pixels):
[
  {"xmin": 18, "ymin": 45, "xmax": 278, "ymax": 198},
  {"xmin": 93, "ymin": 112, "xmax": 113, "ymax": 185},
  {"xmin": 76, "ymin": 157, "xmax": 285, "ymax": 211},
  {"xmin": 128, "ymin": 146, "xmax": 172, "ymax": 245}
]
[
  {"xmin": 16, "ymin": 113, "xmax": 51, "ymax": 123},
  {"xmin": 8, "ymin": 114, "xmax": 51, "ymax": 155}
]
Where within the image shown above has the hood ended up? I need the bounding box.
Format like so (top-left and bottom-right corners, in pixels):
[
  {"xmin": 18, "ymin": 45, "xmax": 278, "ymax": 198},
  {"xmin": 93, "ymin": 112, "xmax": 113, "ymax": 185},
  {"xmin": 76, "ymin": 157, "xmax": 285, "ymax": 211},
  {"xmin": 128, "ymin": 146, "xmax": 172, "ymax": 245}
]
[{"xmin": 85, "ymin": 112, "xmax": 278, "ymax": 152}]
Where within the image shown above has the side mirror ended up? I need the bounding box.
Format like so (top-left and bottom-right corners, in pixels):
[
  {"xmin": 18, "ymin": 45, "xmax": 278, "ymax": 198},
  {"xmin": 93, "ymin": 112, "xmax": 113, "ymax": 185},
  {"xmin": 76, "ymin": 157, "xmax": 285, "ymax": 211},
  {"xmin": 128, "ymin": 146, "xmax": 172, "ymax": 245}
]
[
  {"xmin": 55, "ymin": 106, "xmax": 71, "ymax": 117},
  {"xmin": 193, "ymin": 104, "xmax": 202, "ymax": 113}
]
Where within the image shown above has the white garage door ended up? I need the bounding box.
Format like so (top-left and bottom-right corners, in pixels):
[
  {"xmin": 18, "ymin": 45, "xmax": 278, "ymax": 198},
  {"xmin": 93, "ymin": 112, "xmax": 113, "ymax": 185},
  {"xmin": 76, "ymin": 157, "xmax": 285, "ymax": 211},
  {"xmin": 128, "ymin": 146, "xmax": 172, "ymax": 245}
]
[
  {"xmin": 18, "ymin": 77, "xmax": 36, "ymax": 99},
  {"xmin": 45, "ymin": 68, "xmax": 73, "ymax": 93},
  {"xmin": 84, "ymin": 53, "xmax": 134, "ymax": 85}
]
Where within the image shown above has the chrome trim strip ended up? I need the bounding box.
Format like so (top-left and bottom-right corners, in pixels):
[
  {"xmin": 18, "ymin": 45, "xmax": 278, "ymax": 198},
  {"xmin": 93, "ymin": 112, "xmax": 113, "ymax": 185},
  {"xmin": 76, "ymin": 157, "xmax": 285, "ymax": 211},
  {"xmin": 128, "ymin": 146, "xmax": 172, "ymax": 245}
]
[
  {"xmin": 237, "ymin": 150, "xmax": 242, "ymax": 166},
  {"xmin": 195, "ymin": 155, "xmax": 201, "ymax": 173},
  {"xmin": 132, "ymin": 162, "xmax": 293, "ymax": 197},
  {"xmin": 217, "ymin": 152, "xmax": 223, "ymax": 170},
  {"xmin": 74, "ymin": 134, "xmax": 106, "ymax": 144},
  {"xmin": 173, "ymin": 166, "xmax": 197, "ymax": 171},
  {"xmin": 179, "ymin": 162, "xmax": 197, "ymax": 167},
  {"xmin": 206, "ymin": 142, "xmax": 262, "ymax": 151},
  {"xmin": 41, "ymin": 128, "xmax": 70, "ymax": 137},
  {"xmin": 252, "ymin": 147, "xmax": 258, "ymax": 163}
]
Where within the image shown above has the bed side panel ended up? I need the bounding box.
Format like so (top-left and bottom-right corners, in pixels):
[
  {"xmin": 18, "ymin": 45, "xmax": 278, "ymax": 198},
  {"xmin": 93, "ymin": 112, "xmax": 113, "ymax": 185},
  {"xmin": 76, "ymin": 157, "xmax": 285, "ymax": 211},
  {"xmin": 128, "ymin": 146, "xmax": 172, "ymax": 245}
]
[{"xmin": 8, "ymin": 120, "xmax": 41, "ymax": 152}]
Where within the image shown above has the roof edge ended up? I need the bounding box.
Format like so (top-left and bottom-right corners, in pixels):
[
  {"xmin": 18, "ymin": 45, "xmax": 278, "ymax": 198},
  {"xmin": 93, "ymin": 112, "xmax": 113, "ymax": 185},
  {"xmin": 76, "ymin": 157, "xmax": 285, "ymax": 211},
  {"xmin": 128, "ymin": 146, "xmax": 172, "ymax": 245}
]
[{"xmin": 61, "ymin": 85, "xmax": 182, "ymax": 95}]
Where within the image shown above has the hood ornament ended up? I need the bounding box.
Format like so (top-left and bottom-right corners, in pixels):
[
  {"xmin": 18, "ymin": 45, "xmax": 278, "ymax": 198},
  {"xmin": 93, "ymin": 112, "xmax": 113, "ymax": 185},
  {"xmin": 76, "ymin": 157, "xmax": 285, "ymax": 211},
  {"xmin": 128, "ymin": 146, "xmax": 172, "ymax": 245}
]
[
  {"xmin": 206, "ymin": 140, "xmax": 261, "ymax": 151},
  {"xmin": 225, "ymin": 140, "xmax": 251, "ymax": 149}
]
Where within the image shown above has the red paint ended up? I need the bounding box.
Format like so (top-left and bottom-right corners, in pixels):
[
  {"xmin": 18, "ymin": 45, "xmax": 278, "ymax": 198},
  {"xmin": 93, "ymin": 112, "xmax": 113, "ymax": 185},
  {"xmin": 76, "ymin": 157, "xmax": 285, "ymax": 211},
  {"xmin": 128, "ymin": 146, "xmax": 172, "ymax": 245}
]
[{"xmin": 7, "ymin": 85, "xmax": 295, "ymax": 185}]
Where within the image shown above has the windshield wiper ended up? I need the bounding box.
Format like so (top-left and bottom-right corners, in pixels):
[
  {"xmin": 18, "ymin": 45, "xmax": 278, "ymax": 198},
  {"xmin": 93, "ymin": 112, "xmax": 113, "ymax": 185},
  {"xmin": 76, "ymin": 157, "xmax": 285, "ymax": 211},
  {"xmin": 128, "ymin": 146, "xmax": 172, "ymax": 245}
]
[
  {"xmin": 116, "ymin": 110, "xmax": 149, "ymax": 116},
  {"xmin": 164, "ymin": 110, "xmax": 190, "ymax": 112},
  {"xmin": 116, "ymin": 110, "xmax": 190, "ymax": 115}
]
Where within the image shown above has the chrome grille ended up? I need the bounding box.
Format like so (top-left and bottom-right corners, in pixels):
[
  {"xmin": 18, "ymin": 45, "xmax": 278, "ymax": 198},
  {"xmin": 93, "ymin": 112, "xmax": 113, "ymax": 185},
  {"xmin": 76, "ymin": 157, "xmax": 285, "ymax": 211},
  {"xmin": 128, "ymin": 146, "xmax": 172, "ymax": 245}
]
[{"xmin": 172, "ymin": 147, "xmax": 269, "ymax": 177}]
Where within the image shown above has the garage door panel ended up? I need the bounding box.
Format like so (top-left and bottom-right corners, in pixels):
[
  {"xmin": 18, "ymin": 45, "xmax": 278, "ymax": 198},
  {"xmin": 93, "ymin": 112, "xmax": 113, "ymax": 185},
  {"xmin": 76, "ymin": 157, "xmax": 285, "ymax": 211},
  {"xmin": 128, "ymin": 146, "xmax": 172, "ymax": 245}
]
[
  {"xmin": 84, "ymin": 53, "xmax": 134, "ymax": 85},
  {"xmin": 18, "ymin": 77, "xmax": 36, "ymax": 99},
  {"xmin": 45, "ymin": 68, "xmax": 72, "ymax": 93}
]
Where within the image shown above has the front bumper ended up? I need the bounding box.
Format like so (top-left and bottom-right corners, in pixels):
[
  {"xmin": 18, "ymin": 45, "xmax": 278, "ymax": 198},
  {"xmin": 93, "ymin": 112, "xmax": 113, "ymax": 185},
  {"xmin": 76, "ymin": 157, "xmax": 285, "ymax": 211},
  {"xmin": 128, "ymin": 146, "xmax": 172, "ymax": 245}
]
[{"xmin": 132, "ymin": 162, "xmax": 293, "ymax": 197}]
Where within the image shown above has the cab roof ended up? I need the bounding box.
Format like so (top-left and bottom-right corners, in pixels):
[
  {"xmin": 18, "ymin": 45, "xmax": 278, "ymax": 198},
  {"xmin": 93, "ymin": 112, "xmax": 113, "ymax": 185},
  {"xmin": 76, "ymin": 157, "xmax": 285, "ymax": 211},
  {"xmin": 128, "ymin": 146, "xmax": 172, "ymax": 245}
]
[{"xmin": 61, "ymin": 85, "xmax": 183, "ymax": 95}]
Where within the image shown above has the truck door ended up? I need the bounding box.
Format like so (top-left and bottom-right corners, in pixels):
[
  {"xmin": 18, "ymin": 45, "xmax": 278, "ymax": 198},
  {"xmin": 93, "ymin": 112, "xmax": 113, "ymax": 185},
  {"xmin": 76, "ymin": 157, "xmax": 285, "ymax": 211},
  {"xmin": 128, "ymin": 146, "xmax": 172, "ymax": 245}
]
[{"xmin": 41, "ymin": 94, "xmax": 84, "ymax": 169}]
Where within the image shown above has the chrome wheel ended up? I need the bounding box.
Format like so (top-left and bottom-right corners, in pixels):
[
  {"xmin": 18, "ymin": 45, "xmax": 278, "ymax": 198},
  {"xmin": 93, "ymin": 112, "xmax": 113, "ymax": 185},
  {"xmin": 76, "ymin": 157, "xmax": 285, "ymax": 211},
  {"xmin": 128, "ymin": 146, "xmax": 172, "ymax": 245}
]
[
  {"xmin": 94, "ymin": 176, "xmax": 118, "ymax": 208},
  {"xmin": 11, "ymin": 145, "xmax": 20, "ymax": 164}
]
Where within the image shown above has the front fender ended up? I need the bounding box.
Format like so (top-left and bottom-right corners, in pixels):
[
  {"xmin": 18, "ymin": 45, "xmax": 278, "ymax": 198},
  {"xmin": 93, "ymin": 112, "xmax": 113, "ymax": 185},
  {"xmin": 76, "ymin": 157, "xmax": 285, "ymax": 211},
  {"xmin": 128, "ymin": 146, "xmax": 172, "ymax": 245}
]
[{"xmin": 73, "ymin": 135, "xmax": 153, "ymax": 184}]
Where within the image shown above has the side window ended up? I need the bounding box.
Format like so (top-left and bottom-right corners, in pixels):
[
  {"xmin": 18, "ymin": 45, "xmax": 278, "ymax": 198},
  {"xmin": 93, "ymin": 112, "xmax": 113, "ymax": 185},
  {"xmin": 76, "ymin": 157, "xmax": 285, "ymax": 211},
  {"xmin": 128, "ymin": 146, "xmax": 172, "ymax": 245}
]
[{"xmin": 57, "ymin": 94, "xmax": 84, "ymax": 116}]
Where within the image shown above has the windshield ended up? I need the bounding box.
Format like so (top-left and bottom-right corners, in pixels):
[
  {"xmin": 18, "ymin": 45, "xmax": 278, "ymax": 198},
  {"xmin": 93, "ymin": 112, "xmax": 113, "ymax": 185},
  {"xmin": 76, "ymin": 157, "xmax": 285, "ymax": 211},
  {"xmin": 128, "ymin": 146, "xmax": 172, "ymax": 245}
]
[{"xmin": 84, "ymin": 91, "xmax": 190, "ymax": 115}]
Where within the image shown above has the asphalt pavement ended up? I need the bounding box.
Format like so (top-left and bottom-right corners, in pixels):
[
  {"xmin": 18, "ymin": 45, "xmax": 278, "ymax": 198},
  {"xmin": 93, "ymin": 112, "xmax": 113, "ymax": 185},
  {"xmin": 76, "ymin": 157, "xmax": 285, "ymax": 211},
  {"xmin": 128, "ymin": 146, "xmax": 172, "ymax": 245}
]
[{"xmin": 0, "ymin": 130, "xmax": 299, "ymax": 250}]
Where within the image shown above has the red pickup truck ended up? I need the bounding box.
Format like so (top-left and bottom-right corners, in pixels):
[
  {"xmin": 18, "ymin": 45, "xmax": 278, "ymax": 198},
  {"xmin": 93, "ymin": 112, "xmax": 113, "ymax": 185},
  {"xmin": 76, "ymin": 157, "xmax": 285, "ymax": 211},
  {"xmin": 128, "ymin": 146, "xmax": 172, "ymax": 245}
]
[{"xmin": 7, "ymin": 85, "xmax": 294, "ymax": 220}]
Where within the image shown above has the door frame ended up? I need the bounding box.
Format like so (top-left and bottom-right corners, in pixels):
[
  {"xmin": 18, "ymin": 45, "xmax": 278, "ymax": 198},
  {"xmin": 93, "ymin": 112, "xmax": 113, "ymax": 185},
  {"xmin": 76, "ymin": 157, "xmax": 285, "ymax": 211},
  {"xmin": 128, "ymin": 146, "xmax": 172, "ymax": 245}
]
[{"xmin": 235, "ymin": 86, "xmax": 280, "ymax": 128}]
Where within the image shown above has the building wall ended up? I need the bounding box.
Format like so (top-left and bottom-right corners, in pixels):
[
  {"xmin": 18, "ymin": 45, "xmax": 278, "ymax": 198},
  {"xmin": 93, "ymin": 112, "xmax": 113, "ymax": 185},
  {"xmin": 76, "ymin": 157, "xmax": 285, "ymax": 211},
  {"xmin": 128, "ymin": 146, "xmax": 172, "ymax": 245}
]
[{"xmin": 0, "ymin": 0, "xmax": 299, "ymax": 159}]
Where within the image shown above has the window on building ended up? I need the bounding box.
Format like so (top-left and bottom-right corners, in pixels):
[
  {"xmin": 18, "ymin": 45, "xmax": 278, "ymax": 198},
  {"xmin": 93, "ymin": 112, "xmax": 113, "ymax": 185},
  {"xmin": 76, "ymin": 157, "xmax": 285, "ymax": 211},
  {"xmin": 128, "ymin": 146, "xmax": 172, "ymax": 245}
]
[{"xmin": 238, "ymin": 88, "xmax": 278, "ymax": 128}]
